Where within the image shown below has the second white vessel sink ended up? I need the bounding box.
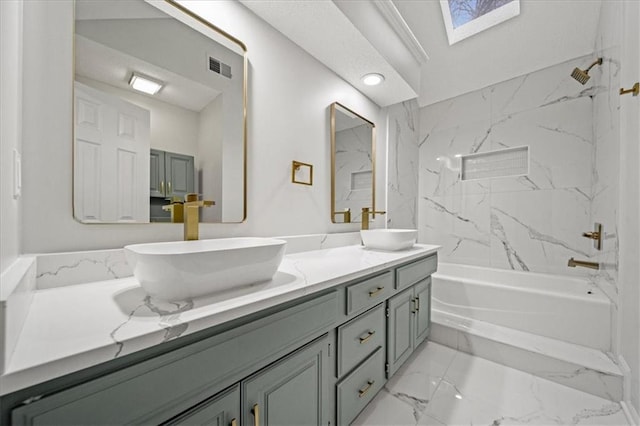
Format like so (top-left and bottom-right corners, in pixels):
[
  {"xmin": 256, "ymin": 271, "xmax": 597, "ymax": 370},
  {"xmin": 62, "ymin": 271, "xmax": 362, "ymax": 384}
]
[
  {"xmin": 360, "ymin": 229, "xmax": 418, "ymax": 251},
  {"xmin": 124, "ymin": 237, "xmax": 287, "ymax": 301}
]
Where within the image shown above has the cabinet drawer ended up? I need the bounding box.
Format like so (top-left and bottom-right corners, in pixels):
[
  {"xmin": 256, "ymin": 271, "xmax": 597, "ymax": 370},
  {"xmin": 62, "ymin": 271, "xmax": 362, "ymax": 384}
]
[
  {"xmin": 346, "ymin": 271, "xmax": 392, "ymax": 316},
  {"xmin": 163, "ymin": 384, "xmax": 239, "ymax": 426},
  {"xmin": 12, "ymin": 292, "xmax": 337, "ymax": 426},
  {"xmin": 336, "ymin": 347, "xmax": 385, "ymax": 426},
  {"xmin": 396, "ymin": 255, "xmax": 437, "ymax": 290},
  {"xmin": 337, "ymin": 304, "xmax": 385, "ymax": 377}
]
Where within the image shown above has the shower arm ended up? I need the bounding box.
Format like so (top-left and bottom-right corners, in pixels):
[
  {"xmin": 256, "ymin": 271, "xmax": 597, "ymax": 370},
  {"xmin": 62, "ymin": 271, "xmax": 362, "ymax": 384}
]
[{"xmin": 584, "ymin": 58, "xmax": 603, "ymax": 73}]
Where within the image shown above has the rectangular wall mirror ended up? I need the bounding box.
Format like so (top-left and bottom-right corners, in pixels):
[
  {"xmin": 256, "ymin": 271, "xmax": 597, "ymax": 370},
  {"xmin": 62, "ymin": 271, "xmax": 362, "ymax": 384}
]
[
  {"xmin": 330, "ymin": 102, "xmax": 376, "ymax": 224},
  {"xmin": 73, "ymin": 0, "xmax": 246, "ymax": 224}
]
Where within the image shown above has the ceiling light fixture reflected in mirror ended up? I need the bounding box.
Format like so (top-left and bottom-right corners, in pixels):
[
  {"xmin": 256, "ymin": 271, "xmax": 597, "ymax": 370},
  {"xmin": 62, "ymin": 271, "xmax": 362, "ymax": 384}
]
[
  {"xmin": 128, "ymin": 72, "xmax": 164, "ymax": 95},
  {"xmin": 361, "ymin": 73, "xmax": 385, "ymax": 86}
]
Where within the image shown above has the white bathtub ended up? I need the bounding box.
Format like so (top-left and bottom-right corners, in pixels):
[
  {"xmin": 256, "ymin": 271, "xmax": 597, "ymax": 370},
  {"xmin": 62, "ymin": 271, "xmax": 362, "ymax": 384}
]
[{"xmin": 431, "ymin": 263, "xmax": 611, "ymax": 351}]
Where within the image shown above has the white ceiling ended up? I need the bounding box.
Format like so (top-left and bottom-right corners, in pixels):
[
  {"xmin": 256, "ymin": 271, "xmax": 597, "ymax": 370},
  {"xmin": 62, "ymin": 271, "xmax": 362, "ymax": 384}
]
[
  {"xmin": 239, "ymin": 0, "xmax": 418, "ymax": 107},
  {"xmin": 76, "ymin": 35, "xmax": 220, "ymax": 112},
  {"xmin": 239, "ymin": 0, "xmax": 602, "ymax": 108}
]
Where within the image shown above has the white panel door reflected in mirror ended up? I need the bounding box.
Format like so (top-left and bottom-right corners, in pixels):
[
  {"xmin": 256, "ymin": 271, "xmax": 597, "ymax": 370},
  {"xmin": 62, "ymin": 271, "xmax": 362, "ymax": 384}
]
[{"xmin": 73, "ymin": 0, "xmax": 246, "ymax": 223}]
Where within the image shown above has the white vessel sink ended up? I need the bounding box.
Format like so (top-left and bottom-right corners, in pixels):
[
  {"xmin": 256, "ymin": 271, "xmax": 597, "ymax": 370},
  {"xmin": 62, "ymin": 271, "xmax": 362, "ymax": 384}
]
[
  {"xmin": 124, "ymin": 237, "xmax": 287, "ymax": 301},
  {"xmin": 360, "ymin": 229, "xmax": 418, "ymax": 251}
]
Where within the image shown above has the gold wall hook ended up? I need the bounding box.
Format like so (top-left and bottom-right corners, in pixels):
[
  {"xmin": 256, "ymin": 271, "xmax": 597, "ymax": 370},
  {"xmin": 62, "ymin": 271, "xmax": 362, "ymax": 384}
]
[{"xmin": 620, "ymin": 82, "xmax": 639, "ymax": 96}]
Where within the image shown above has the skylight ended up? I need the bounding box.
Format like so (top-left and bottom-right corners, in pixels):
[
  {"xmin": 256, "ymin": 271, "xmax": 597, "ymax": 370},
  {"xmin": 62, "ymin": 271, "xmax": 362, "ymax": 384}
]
[{"xmin": 440, "ymin": 0, "xmax": 520, "ymax": 45}]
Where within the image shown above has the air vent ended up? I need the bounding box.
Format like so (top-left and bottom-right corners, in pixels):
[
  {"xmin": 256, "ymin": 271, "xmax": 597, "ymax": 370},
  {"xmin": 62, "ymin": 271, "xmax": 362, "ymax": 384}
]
[{"xmin": 208, "ymin": 56, "xmax": 232, "ymax": 79}]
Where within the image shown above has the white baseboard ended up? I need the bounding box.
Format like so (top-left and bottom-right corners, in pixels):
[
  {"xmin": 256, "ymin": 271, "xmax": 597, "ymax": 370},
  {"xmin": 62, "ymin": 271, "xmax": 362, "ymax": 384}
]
[
  {"xmin": 618, "ymin": 355, "xmax": 639, "ymax": 425},
  {"xmin": 621, "ymin": 401, "xmax": 640, "ymax": 426}
]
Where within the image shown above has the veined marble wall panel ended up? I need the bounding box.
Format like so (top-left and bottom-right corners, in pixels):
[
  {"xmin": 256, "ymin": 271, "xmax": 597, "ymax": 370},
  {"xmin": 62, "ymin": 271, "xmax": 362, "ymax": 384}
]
[
  {"xmin": 387, "ymin": 101, "xmax": 419, "ymax": 229},
  {"xmin": 589, "ymin": 47, "xmax": 620, "ymax": 302},
  {"xmin": 419, "ymin": 55, "xmax": 600, "ymax": 277}
]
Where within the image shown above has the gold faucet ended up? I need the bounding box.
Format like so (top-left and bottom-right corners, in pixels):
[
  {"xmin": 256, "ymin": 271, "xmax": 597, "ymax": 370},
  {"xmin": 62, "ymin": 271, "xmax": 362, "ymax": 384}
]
[
  {"xmin": 568, "ymin": 257, "xmax": 599, "ymax": 270},
  {"xmin": 333, "ymin": 208, "xmax": 352, "ymax": 223},
  {"xmin": 361, "ymin": 207, "xmax": 386, "ymax": 230},
  {"xmin": 162, "ymin": 197, "xmax": 185, "ymax": 223},
  {"xmin": 183, "ymin": 193, "xmax": 215, "ymax": 240}
]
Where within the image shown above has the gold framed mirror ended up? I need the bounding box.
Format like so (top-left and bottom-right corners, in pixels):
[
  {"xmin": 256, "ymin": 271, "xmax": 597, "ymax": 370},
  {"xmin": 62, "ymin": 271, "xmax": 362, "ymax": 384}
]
[
  {"xmin": 73, "ymin": 0, "xmax": 247, "ymax": 224},
  {"xmin": 330, "ymin": 102, "xmax": 376, "ymax": 224}
]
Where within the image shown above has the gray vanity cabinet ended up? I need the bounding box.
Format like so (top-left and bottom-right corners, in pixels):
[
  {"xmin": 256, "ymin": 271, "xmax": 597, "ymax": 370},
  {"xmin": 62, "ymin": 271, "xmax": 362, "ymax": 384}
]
[
  {"xmin": 5, "ymin": 254, "xmax": 437, "ymax": 426},
  {"xmin": 386, "ymin": 277, "xmax": 432, "ymax": 377},
  {"xmin": 242, "ymin": 335, "xmax": 329, "ymax": 426},
  {"xmin": 414, "ymin": 278, "xmax": 432, "ymax": 346},
  {"xmin": 150, "ymin": 149, "xmax": 195, "ymax": 199},
  {"xmin": 386, "ymin": 286, "xmax": 414, "ymax": 376},
  {"xmin": 164, "ymin": 384, "xmax": 240, "ymax": 426}
]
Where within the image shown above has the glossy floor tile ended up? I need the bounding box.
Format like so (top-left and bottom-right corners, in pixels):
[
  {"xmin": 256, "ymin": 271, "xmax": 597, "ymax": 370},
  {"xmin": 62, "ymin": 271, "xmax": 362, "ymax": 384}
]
[{"xmin": 353, "ymin": 341, "xmax": 629, "ymax": 426}]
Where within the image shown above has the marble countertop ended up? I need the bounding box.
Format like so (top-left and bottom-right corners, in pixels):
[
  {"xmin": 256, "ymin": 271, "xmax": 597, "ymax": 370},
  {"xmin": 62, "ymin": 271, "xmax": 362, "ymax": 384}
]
[{"xmin": 1, "ymin": 244, "xmax": 439, "ymax": 396}]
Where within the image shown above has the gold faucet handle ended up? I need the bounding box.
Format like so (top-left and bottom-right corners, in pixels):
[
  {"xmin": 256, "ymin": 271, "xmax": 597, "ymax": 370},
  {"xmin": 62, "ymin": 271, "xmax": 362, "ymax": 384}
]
[
  {"xmin": 202, "ymin": 200, "xmax": 215, "ymax": 207},
  {"xmin": 361, "ymin": 207, "xmax": 386, "ymax": 216},
  {"xmin": 185, "ymin": 193, "xmax": 199, "ymax": 203}
]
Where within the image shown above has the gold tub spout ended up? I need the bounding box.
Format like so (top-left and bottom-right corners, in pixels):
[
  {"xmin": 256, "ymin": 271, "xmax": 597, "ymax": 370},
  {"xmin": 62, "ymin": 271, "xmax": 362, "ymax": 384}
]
[{"xmin": 567, "ymin": 257, "xmax": 599, "ymax": 270}]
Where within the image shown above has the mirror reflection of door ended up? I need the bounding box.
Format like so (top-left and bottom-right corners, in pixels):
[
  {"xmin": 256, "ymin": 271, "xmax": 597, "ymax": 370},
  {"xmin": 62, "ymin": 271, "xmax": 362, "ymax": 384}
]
[
  {"xmin": 331, "ymin": 103, "xmax": 375, "ymax": 224},
  {"xmin": 74, "ymin": 82, "xmax": 150, "ymax": 223},
  {"xmin": 73, "ymin": 0, "xmax": 246, "ymax": 223}
]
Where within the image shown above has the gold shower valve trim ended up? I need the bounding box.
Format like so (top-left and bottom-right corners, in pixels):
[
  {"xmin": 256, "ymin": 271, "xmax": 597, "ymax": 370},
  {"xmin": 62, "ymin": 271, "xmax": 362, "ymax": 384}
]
[
  {"xmin": 620, "ymin": 82, "xmax": 639, "ymax": 96},
  {"xmin": 582, "ymin": 222, "xmax": 602, "ymax": 251}
]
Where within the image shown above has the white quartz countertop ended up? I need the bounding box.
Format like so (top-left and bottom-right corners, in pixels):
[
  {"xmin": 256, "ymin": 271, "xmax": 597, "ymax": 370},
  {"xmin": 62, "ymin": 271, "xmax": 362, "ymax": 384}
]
[{"xmin": 1, "ymin": 244, "xmax": 439, "ymax": 395}]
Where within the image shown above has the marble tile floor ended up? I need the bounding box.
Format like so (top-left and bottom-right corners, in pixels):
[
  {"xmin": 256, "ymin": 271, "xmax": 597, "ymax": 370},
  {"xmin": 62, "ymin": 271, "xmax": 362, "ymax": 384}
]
[{"xmin": 353, "ymin": 341, "xmax": 629, "ymax": 426}]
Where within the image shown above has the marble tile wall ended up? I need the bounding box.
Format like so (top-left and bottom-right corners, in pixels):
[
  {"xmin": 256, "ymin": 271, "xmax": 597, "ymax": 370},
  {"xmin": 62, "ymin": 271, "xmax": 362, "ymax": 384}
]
[
  {"xmin": 589, "ymin": 45, "xmax": 621, "ymax": 303},
  {"xmin": 386, "ymin": 100, "xmax": 420, "ymax": 229},
  {"xmin": 417, "ymin": 54, "xmax": 614, "ymax": 278}
]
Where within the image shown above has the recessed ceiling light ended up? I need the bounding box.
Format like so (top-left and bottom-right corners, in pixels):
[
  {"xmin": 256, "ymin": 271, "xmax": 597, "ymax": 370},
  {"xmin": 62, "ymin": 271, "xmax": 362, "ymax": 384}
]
[
  {"xmin": 361, "ymin": 73, "xmax": 385, "ymax": 86},
  {"xmin": 128, "ymin": 72, "xmax": 164, "ymax": 95}
]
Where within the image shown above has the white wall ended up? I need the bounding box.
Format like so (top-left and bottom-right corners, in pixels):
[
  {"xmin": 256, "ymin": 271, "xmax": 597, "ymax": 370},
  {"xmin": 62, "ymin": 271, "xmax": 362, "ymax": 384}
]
[
  {"xmin": 593, "ymin": 0, "xmax": 639, "ymax": 417},
  {"xmin": 1, "ymin": 0, "xmax": 23, "ymax": 273},
  {"xmin": 19, "ymin": 0, "xmax": 383, "ymax": 254},
  {"xmin": 619, "ymin": 0, "xmax": 640, "ymax": 417},
  {"xmin": 198, "ymin": 96, "xmax": 223, "ymax": 222}
]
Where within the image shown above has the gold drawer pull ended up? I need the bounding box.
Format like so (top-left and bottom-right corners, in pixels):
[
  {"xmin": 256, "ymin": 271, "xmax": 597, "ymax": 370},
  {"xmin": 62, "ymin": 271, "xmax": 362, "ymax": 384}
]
[
  {"xmin": 358, "ymin": 380, "xmax": 375, "ymax": 398},
  {"xmin": 252, "ymin": 404, "xmax": 259, "ymax": 426},
  {"xmin": 369, "ymin": 286, "xmax": 384, "ymax": 297},
  {"xmin": 230, "ymin": 418, "xmax": 237, "ymax": 426},
  {"xmin": 415, "ymin": 296, "xmax": 420, "ymax": 312},
  {"xmin": 359, "ymin": 330, "xmax": 376, "ymax": 344}
]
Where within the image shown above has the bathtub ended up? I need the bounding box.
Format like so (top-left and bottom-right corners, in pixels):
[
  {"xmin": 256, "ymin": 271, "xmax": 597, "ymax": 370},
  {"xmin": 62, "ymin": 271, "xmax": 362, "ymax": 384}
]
[{"xmin": 431, "ymin": 263, "xmax": 611, "ymax": 351}]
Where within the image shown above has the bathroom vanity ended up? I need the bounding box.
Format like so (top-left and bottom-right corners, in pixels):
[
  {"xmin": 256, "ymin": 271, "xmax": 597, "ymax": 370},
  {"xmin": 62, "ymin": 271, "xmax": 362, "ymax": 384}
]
[{"xmin": 0, "ymin": 244, "xmax": 438, "ymax": 425}]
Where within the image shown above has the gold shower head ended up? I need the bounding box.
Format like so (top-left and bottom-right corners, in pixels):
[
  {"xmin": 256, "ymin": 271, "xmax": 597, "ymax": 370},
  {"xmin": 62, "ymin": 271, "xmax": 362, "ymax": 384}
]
[{"xmin": 571, "ymin": 58, "xmax": 603, "ymax": 85}]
